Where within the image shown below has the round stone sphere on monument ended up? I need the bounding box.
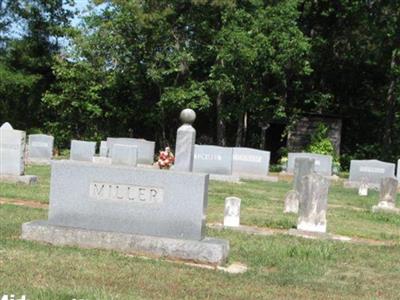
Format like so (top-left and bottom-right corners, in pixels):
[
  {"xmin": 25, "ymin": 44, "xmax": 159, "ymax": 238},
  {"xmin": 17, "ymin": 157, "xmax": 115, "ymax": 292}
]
[{"xmin": 180, "ymin": 108, "xmax": 196, "ymax": 125}]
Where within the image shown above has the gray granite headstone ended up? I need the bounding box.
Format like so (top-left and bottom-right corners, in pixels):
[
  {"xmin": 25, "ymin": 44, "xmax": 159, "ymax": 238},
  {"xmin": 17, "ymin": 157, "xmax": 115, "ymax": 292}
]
[
  {"xmin": 193, "ymin": 145, "xmax": 233, "ymax": 175},
  {"xmin": 48, "ymin": 160, "xmax": 209, "ymax": 240},
  {"xmin": 70, "ymin": 140, "xmax": 96, "ymax": 162},
  {"xmin": 349, "ymin": 160, "xmax": 395, "ymax": 185},
  {"xmin": 99, "ymin": 141, "xmax": 108, "ymax": 157},
  {"xmin": 232, "ymin": 147, "xmax": 270, "ymax": 176},
  {"xmin": 107, "ymin": 138, "xmax": 155, "ymax": 165},
  {"xmin": 28, "ymin": 134, "xmax": 54, "ymax": 162},
  {"xmin": 174, "ymin": 109, "xmax": 196, "ymax": 172},
  {"xmin": 0, "ymin": 122, "xmax": 25, "ymax": 176},
  {"xmin": 224, "ymin": 197, "xmax": 241, "ymax": 227},
  {"xmin": 111, "ymin": 144, "xmax": 138, "ymax": 166},
  {"xmin": 288, "ymin": 153, "xmax": 332, "ymax": 176},
  {"xmin": 297, "ymin": 173, "xmax": 330, "ymax": 233}
]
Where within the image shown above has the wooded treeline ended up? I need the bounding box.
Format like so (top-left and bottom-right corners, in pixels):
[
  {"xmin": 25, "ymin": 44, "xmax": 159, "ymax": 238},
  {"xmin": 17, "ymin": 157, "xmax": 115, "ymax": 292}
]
[{"xmin": 0, "ymin": 0, "xmax": 399, "ymax": 168}]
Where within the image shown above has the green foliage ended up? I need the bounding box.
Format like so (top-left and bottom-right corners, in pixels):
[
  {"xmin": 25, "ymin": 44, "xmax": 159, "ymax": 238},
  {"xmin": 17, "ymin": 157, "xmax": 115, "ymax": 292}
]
[{"xmin": 306, "ymin": 123, "xmax": 335, "ymax": 156}]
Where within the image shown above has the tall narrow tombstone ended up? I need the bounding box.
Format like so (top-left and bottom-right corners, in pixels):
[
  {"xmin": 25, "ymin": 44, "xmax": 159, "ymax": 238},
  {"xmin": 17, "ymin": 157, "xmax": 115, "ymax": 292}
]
[
  {"xmin": 27, "ymin": 134, "xmax": 54, "ymax": 164},
  {"xmin": 111, "ymin": 144, "xmax": 138, "ymax": 166},
  {"xmin": 224, "ymin": 197, "xmax": 241, "ymax": 227},
  {"xmin": 284, "ymin": 158, "xmax": 315, "ymax": 213},
  {"xmin": 297, "ymin": 173, "xmax": 330, "ymax": 233},
  {"xmin": 0, "ymin": 122, "xmax": 37, "ymax": 184},
  {"xmin": 70, "ymin": 140, "xmax": 96, "ymax": 162},
  {"xmin": 174, "ymin": 109, "xmax": 196, "ymax": 172},
  {"xmin": 372, "ymin": 177, "xmax": 399, "ymax": 213}
]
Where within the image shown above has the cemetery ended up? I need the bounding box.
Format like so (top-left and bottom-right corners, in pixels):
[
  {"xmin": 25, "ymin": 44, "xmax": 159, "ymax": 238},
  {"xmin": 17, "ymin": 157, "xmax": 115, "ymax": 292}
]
[{"xmin": 1, "ymin": 1, "xmax": 400, "ymax": 299}]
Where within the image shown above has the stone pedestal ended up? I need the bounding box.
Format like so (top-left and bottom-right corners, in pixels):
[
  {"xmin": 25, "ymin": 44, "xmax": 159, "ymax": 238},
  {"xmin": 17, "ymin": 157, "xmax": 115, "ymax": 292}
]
[
  {"xmin": 173, "ymin": 109, "xmax": 196, "ymax": 172},
  {"xmin": 22, "ymin": 221, "xmax": 229, "ymax": 265}
]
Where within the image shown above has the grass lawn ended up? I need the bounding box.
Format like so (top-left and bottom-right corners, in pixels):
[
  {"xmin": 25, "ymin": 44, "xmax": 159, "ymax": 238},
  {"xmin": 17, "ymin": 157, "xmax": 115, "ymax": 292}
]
[{"xmin": 1, "ymin": 165, "xmax": 400, "ymax": 299}]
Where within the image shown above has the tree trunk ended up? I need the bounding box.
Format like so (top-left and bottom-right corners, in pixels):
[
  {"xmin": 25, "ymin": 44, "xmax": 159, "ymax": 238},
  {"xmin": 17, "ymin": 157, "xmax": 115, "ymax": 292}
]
[
  {"xmin": 216, "ymin": 91, "xmax": 226, "ymax": 146},
  {"xmin": 235, "ymin": 112, "xmax": 244, "ymax": 146},
  {"xmin": 382, "ymin": 49, "xmax": 398, "ymax": 158}
]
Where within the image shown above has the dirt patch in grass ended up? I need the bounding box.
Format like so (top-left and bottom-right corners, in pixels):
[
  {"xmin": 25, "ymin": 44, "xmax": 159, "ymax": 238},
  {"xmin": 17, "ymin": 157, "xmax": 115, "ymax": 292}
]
[{"xmin": 0, "ymin": 197, "xmax": 48, "ymax": 209}]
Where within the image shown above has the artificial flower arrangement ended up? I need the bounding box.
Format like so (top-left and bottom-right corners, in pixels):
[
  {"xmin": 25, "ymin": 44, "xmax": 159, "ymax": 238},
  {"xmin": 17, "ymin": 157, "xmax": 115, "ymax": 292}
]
[{"xmin": 157, "ymin": 147, "xmax": 175, "ymax": 169}]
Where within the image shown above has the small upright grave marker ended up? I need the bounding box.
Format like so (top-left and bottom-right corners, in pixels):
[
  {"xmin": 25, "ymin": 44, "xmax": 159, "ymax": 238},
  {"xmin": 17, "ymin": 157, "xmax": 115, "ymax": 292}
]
[{"xmin": 224, "ymin": 197, "xmax": 241, "ymax": 227}]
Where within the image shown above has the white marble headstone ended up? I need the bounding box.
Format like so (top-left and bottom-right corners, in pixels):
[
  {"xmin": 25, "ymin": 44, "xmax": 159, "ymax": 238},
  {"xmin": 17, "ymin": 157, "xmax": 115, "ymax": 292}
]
[
  {"xmin": 224, "ymin": 197, "xmax": 241, "ymax": 227},
  {"xmin": 0, "ymin": 122, "xmax": 26, "ymax": 176}
]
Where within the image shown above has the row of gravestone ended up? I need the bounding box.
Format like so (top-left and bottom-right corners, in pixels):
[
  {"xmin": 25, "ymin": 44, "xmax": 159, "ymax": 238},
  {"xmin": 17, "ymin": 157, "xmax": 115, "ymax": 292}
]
[{"xmin": 2, "ymin": 119, "xmax": 400, "ymax": 187}]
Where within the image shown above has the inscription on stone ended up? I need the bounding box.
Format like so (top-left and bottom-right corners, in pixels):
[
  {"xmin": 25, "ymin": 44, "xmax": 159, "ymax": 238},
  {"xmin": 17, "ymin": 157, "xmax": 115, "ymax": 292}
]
[
  {"xmin": 359, "ymin": 166, "xmax": 385, "ymax": 174},
  {"xmin": 89, "ymin": 182, "xmax": 163, "ymax": 204}
]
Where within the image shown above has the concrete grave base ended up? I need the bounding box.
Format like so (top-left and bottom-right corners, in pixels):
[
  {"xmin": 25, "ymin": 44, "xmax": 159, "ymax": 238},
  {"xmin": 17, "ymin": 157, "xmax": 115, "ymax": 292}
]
[
  {"xmin": 0, "ymin": 174, "xmax": 37, "ymax": 185},
  {"xmin": 371, "ymin": 205, "xmax": 400, "ymax": 215},
  {"xmin": 92, "ymin": 156, "xmax": 112, "ymax": 164},
  {"xmin": 235, "ymin": 173, "xmax": 279, "ymax": 182},
  {"xmin": 343, "ymin": 180, "xmax": 380, "ymax": 190},
  {"xmin": 210, "ymin": 174, "xmax": 241, "ymax": 183},
  {"xmin": 288, "ymin": 229, "xmax": 352, "ymax": 242},
  {"xmin": 21, "ymin": 220, "xmax": 230, "ymax": 265}
]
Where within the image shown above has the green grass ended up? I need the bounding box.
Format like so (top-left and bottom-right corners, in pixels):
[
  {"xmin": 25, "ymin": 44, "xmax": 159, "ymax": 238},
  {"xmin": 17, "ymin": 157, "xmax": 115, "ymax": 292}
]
[
  {"xmin": 1, "ymin": 165, "xmax": 400, "ymax": 298},
  {"xmin": 0, "ymin": 165, "xmax": 50, "ymax": 203}
]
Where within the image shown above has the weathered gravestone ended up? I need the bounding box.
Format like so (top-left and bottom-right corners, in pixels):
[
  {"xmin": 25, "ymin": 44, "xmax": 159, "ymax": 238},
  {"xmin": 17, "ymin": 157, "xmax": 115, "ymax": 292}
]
[
  {"xmin": 70, "ymin": 140, "xmax": 96, "ymax": 162},
  {"xmin": 224, "ymin": 197, "xmax": 241, "ymax": 227},
  {"xmin": 347, "ymin": 160, "xmax": 395, "ymax": 188},
  {"xmin": 21, "ymin": 110, "xmax": 229, "ymax": 265},
  {"xmin": 174, "ymin": 109, "xmax": 196, "ymax": 172},
  {"xmin": 284, "ymin": 158, "xmax": 315, "ymax": 214},
  {"xmin": 297, "ymin": 173, "xmax": 330, "ymax": 233},
  {"xmin": 27, "ymin": 134, "xmax": 54, "ymax": 164},
  {"xmin": 372, "ymin": 177, "xmax": 400, "ymax": 214},
  {"xmin": 287, "ymin": 152, "xmax": 332, "ymax": 176},
  {"xmin": 107, "ymin": 138, "xmax": 155, "ymax": 165},
  {"xmin": 284, "ymin": 190, "xmax": 299, "ymax": 214},
  {"xmin": 0, "ymin": 122, "xmax": 37, "ymax": 184},
  {"xmin": 112, "ymin": 144, "xmax": 138, "ymax": 166},
  {"xmin": 193, "ymin": 145, "xmax": 233, "ymax": 175}
]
